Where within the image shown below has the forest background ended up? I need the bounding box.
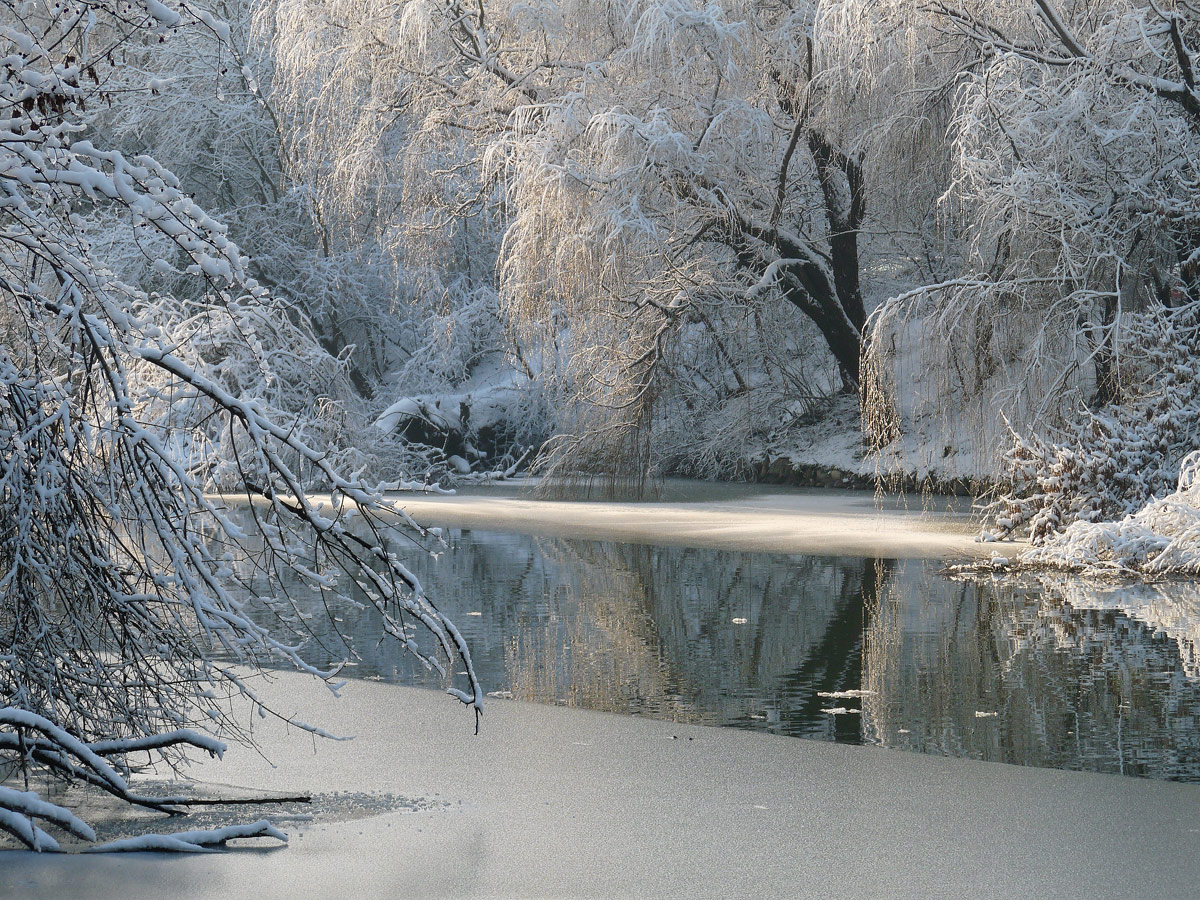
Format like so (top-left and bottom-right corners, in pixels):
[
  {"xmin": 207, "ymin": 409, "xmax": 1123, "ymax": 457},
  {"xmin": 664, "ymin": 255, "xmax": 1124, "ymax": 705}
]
[{"xmin": 59, "ymin": 0, "xmax": 1200, "ymax": 533}]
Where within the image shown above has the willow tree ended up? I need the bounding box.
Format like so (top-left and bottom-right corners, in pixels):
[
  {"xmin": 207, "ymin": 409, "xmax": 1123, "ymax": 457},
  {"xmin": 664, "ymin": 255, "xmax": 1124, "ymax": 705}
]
[
  {"xmin": 858, "ymin": 1, "xmax": 1200, "ymax": 539},
  {"xmin": 0, "ymin": 0, "xmax": 480, "ymax": 851},
  {"xmin": 268, "ymin": 0, "xmax": 936, "ymax": 485}
]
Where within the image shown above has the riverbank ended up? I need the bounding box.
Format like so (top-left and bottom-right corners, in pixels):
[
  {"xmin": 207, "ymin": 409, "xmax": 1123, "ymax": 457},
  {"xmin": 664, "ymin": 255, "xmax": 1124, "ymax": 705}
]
[
  {"xmin": 387, "ymin": 480, "xmax": 1002, "ymax": 560},
  {"xmin": 4, "ymin": 673, "xmax": 1198, "ymax": 899}
]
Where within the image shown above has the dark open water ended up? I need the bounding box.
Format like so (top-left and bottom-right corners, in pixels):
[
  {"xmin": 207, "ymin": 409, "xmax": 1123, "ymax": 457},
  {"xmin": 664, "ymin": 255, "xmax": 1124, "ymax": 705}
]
[{"xmin": 253, "ymin": 525, "xmax": 1200, "ymax": 783}]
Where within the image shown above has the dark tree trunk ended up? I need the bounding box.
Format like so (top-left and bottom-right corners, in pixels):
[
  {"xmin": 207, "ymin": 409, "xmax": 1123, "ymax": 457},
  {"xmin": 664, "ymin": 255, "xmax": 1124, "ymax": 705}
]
[
  {"xmin": 766, "ymin": 131, "xmax": 868, "ymax": 392},
  {"xmin": 1091, "ymin": 294, "xmax": 1120, "ymax": 408}
]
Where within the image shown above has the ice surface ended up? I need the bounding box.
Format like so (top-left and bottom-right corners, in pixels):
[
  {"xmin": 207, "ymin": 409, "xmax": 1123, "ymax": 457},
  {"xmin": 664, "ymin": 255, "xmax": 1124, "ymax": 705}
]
[
  {"xmin": 5, "ymin": 673, "xmax": 1198, "ymax": 899},
  {"xmin": 385, "ymin": 481, "xmax": 989, "ymax": 559}
]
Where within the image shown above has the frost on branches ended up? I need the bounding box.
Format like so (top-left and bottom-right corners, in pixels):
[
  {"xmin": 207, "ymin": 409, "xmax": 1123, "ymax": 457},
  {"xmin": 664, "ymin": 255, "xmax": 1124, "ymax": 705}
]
[
  {"xmin": 987, "ymin": 306, "xmax": 1200, "ymax": 551},
  {"xmin": 854, "ymin": 2, "xmax": 1200, "ymax": 571},
  {"xmin": 268, "ymin": 0, "xmax": 903, "ymax": 490},
  {"xmin": 0, "ymin": 1, "xmax": 481, "ymax": 851},
  {"xmin": 989, "ymin": 306, "xmax": 1200, "ymax": 574}
]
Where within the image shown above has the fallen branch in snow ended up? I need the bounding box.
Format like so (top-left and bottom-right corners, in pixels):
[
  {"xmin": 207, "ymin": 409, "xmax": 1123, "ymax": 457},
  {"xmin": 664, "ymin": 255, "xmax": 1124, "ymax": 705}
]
[{"xmin": 83, "ymin": 820, "xmax": 288, "ymax": 853}]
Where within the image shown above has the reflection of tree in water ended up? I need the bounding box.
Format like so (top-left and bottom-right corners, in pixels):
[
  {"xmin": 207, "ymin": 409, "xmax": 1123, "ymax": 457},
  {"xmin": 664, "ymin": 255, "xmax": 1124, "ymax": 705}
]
[
  {"xmin": 862, "ymin": 568, "xmax": 1200, "ymax": 781},
  {"xmin": 362, "ymin": 531, "xmax": 888, "ymax": 737},
  {"xmin": 640, "ymin": 552, "xmax": 886, "ymax": 738},
  {"xmin": 502, "ymin": 538, "xmax": 680, "ymax": 718},
  {"xmin": 226, "ymin": 521, "xmax": 889, "ymax": 738},
  {"xmin": 220, "ymin": 510, "xmax": 1200, "ymax": 780},
  {"xmin": 470, "ymin": 540, "xmax": 888, "ymax": 737}
]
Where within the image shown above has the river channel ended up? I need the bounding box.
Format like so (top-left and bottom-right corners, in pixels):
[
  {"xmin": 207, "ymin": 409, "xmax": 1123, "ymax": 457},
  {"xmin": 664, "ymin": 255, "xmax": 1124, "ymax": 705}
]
[{"xmin": 247, "ymin": 516, "xmax": 1200, "ymax": 783}]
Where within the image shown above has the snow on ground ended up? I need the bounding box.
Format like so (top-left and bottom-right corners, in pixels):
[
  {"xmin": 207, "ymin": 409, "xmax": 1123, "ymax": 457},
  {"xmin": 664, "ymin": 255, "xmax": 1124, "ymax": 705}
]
[
  {"xmin": 4, "ymin": 673, "xmax": 1198, "ymax": 899},
  {"xmin": 374, "ymin": 365, "xmax": 531, "ymax": 444},
  {"xmin": 748, "ymin": 393, "xmax": 998, "ymax": 490}
]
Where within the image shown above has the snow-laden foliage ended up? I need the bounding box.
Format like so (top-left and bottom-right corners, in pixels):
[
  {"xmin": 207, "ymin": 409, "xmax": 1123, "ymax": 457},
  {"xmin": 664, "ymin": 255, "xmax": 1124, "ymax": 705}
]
[
  {"xmin": 269, "ymin": 0, "xmax": 906, "ymax": 489},
  {"xmin": 0, "ymin": 1, "xmax": 481, "ymax": 851},
  {"xmin": 91, "ymin": 0, "xmax": 410, "ymax": 398},
  {"xmin": 1020, "ymin": 448, "xmax": 1200, "ymax": 572},
  {"xmin": 491, "ymin": 0, "xmax": 881, "ymax": 484},
  {"xmin": 866, "ymin": 2, "xmax": 1200, "ymax": 477},
  {"xmin": 988, "ymin": 303, "xmax": 1200, "ymax": 573},
  {"xmin": 986, "ymin": 304, "xmax": 1200, "ymax": 544},
  {"xmin": 262, "ymin": 0, "xmax": 546, "ymax": 473}
]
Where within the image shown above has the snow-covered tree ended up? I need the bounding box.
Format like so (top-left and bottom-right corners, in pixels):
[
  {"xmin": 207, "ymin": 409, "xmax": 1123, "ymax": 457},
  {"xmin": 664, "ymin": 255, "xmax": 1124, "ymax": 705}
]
[
  {"xmin": 268, "ymin": 0, "xmax": 935, "ymax": 486},
  {"xmin": 857, "ymin": 3, "xmax": 1200, "ymax": 526},
  {"xmin": 264, "ymin": 0, "xmax": 551, "ymax": 476},
  {"xmin": 0, "ymin": 0, "xmax": 481, "ymax": 850}
]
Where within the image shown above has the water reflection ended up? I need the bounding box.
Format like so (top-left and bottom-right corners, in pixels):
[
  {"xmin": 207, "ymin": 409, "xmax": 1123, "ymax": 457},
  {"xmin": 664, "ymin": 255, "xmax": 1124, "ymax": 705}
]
[
  {"xmin": 864, "ymin": 571, "xmax": 1200, "ymax": 781},
  {"xmin": 242, "ymin": 522, "xmax": 1200, "ymax": 782}
]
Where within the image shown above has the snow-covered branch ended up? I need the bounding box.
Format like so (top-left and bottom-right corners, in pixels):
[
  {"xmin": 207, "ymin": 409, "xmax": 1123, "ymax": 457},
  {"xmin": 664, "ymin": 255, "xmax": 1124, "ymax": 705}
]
[{"xmin": 1, "ymin": 0, "xmax": 481, "ymax": 852}]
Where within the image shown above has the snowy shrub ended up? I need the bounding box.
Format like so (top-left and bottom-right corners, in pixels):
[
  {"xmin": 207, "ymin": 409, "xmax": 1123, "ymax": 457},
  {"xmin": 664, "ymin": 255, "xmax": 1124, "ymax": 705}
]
[{"xmin": 986, "ymin": 307, "xmax": 1200, "ymax": 550}]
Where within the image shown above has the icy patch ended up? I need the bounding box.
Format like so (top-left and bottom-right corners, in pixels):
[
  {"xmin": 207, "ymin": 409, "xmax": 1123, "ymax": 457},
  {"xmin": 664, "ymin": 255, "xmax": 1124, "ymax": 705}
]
[{"xmin": 816, "ymin": 690, "xmax": 876, "ymax": 699}]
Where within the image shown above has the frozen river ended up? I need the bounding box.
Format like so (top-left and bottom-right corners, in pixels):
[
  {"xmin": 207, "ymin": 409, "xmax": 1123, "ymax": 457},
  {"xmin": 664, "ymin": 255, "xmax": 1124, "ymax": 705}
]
[
  {"xmin": 6, "ymin": 485, "xmax": 1200, "ymax": 899},
  {"xmin": 243, "ymin": 484, "xmax": 1200, "ymax": 783}
]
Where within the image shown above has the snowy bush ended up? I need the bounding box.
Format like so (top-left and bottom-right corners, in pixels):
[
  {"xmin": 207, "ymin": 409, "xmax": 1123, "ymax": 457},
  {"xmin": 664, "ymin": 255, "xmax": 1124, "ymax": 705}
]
[{"xmin": 985, "ymin": 305, "xmax": 1200, "ymax": 544}]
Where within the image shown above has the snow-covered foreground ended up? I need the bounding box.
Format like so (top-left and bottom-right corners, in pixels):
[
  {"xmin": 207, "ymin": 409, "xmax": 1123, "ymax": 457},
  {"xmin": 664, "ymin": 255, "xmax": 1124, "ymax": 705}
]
[
  {"xmin": 3, "ymin": 673, "xmax": 1198, "ymax": 900},
  {"xmin": 384, "ymin": 481, "xmax": 990, "ymax": 559}
]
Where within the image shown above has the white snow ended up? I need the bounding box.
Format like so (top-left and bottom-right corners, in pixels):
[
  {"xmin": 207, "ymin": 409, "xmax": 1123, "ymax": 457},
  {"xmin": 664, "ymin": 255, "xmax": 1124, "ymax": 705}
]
[
  {"xmin": 84, "ymin": 820, "xmax": 287, "ymax": 853},
  {"xmin": 0, "ymin": 787, "xmax": 95, "ymax": 845},
  {"xmin": 142, "ymin": 0, "xmax": 181, "ymax": 28},
  {"xmin": 1021, "ymin": 451, "xmax": 1200, "ymax": 577},
  {"xmin": 374, "ymin": 376, "xmax": 530, "ymax": 436}
]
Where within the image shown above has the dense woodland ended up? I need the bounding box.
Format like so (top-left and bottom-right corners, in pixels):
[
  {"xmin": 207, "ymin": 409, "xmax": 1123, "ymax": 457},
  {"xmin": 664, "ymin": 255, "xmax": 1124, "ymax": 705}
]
[
  {"xmin": 10, "ymin": 0, "xmax": 1200, "ymax": 510},
  {"xmin": 6, "ymin": 0, "xmax": 1200, "ymax": 849}
]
